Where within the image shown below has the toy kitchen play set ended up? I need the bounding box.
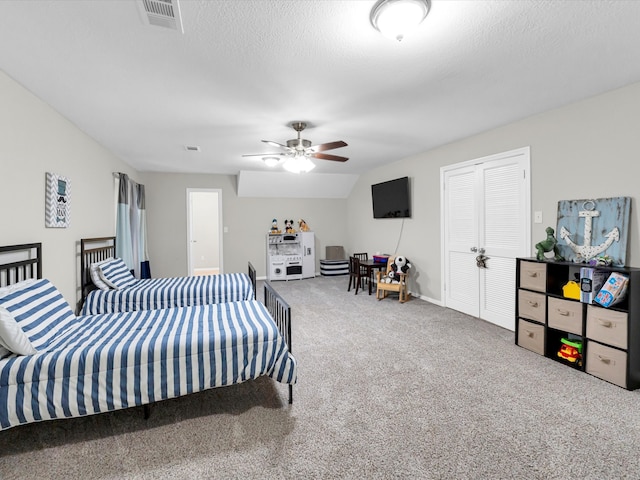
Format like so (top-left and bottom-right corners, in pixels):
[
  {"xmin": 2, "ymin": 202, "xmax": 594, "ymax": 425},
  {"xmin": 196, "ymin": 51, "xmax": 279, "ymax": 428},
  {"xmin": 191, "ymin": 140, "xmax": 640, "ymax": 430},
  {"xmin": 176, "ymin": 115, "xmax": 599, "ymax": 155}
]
[{"xmin": 267, "ymin": 232, "xmax": 315, "ymax": 281}]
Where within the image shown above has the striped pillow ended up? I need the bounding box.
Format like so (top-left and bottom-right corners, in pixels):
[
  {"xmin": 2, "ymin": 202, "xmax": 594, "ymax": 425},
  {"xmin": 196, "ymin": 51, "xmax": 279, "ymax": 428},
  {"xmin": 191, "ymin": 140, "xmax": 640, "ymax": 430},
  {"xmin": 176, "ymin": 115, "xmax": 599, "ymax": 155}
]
[
  {"xmin": 90, "ymin": 257, "xmax": 114, "ymax": 291},
  {"xmin": 98, "ymin": 258, "xmax": 137, "ymax": 290},
  {"xmin": 0, "ymin": 278, "xmax": 75, "ymax": 352}
]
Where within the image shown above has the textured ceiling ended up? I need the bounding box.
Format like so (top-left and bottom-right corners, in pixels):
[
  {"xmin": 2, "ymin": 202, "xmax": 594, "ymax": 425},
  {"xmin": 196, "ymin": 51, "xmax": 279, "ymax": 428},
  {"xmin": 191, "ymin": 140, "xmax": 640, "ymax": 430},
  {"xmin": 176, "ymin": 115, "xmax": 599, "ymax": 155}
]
[{"xmin": 2, "ymin": 0, "xmax": 640, "ymax": 177}]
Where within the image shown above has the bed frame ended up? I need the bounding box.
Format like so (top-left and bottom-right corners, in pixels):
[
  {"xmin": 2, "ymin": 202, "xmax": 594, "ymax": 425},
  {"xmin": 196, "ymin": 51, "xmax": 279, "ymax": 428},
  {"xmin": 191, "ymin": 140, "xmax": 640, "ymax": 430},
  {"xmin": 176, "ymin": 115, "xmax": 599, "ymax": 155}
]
[
  {"xmin": 80, "ymin": 236, "xmax": 257, "ymax": 301},
  {"xmin": 0, "ymin": 243, "xmax": 42, "ymax": 287},
  {"xmin": 2, "ymin": 242, "xmax": 293, "ymax": 416},
  {"xmin": 264, "ymin": 281, "xmax": 293, "ymax": 404}
]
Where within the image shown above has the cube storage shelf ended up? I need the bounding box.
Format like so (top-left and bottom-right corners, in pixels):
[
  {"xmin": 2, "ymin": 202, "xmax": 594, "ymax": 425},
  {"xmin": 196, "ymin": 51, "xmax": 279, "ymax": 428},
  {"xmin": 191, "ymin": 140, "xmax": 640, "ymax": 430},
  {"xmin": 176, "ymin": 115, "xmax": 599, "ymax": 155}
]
[{"xmin": 515, "ymin": 257, "xmax": 640, "ymax": 390}]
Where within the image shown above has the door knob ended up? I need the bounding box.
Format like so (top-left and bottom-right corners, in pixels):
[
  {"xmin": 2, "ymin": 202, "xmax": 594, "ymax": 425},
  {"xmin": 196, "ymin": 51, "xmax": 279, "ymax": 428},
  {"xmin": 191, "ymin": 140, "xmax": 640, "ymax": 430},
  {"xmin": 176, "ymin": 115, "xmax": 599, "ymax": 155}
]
[
  {"xmin": 470, "ymin": 247, "xmax": 478, "ymax": 252},
  {"xmin": 478, "ymin": 247, "xmax": 485, "ymax": 254}
]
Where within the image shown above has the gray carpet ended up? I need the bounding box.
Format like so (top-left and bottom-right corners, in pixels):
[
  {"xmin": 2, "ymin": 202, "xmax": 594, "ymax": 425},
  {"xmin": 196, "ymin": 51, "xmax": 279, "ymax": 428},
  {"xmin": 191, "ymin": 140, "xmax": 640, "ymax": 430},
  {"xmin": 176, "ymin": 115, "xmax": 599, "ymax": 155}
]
[{"xmin": 2, "ymin": 276, "xmax": 640, "ymax": 479}]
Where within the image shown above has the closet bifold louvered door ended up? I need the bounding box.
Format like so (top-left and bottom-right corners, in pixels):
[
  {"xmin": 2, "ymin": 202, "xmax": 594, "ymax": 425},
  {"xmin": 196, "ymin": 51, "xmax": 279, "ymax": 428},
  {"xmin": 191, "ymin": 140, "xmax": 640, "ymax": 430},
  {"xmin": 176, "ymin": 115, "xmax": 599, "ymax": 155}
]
[{"xmin": 442, "ymin": 147, "xmax": 531, "ymax": 331}]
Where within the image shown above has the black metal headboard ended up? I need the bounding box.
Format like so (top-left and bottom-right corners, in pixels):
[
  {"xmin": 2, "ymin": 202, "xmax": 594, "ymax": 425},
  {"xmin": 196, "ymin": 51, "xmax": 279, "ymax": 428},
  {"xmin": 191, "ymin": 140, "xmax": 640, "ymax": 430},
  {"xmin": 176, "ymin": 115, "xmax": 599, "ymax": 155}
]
[
  {"xmin": 80, "ymin": 237, "xmax": 116, "ymax": 299},
  {"xmin": 0, "ymin": 243, "xmax": 42, "ymax": 287}
]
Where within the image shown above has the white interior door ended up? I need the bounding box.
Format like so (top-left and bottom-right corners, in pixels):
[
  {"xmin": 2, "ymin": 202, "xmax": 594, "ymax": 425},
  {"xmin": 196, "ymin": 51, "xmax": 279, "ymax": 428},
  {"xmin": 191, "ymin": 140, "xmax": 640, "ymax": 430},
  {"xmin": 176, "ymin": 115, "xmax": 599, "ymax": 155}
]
[
  {"xmin": 443, "ymin": 165, "xmax": 479, "ymax": 317},
  {"xmin": 187, "ymin": 189, "xmax": 223, "ymax": 276},
  {"xmin": 442, "ymin": 147, "xmax": 531, "ymax": 331}
]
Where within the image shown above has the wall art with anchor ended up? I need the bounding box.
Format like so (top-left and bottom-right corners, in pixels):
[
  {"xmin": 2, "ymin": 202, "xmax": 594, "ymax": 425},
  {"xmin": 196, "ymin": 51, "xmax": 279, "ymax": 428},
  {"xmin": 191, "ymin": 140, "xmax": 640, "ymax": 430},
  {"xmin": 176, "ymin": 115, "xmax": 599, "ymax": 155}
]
[
  {"xmin": 556, "ymin": 196, "xmax": 630, "ymax": 266},
  {"xmin": 45, "ymin": 172, "xmax": 70, "ymax": 228}
]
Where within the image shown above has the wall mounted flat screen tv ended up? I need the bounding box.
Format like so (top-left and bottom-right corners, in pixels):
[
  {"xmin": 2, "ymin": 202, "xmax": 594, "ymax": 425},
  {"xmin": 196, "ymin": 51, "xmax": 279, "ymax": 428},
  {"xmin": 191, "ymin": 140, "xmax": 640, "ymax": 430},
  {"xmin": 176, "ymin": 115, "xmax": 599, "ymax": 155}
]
[{"xmin": 371, "ymin": 176, "xmax": 411, "ymax": 218}]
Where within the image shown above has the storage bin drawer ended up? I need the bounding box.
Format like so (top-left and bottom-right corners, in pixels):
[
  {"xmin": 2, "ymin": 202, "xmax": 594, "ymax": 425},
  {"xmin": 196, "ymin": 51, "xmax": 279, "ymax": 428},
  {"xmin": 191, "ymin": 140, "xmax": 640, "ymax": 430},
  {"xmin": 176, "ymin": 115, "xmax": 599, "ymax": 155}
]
[
  {"xmin": 586, "ymin": 341, "xmax": 627, "ymax": 388},
  {"xmin": 548, "ymin": 297, "xmax": 583, "ymax": 335},
  {"xmin": 586, "ymin": 306, "xmax": 627, "ymax": 349},
  {"xmin": 518, "ymin": 289, "xmax": 546, "ymax": 323},
  {"xmin": 517, "ymin": 319, "xmax": 545, "ymax": 355},
  {"xmin": 519, "ymin": 261, "xmax": 546, "ymax": 292}
]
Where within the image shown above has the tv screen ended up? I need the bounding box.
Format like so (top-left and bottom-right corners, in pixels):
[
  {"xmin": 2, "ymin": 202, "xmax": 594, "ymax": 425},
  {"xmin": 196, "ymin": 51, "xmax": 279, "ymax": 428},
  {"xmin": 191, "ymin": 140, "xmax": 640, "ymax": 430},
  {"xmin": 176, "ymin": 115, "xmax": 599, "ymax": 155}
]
[{"xmin": 371, "ymin": 176, "xmax": 411, "ymax": 219}]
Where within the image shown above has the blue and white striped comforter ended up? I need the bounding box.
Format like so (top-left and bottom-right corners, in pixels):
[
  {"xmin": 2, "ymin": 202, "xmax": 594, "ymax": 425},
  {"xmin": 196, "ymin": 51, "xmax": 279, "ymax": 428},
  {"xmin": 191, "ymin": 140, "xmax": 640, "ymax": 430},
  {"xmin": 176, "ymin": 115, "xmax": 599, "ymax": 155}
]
[
  {"xmin": 0, "ymin": 300, "xmax": 296, "ymax": 431},
  {"xmin": 81, "ymin": 273, "xmax": 254, "ymax": 315}
]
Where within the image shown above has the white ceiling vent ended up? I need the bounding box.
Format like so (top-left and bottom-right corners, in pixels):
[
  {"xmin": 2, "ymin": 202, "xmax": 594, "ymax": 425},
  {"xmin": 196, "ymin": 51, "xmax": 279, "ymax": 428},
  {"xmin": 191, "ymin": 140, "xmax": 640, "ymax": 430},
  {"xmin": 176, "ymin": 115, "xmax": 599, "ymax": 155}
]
[{"xmin": 138, "ymin": 0, "xmax": 184, "ymax": 33}]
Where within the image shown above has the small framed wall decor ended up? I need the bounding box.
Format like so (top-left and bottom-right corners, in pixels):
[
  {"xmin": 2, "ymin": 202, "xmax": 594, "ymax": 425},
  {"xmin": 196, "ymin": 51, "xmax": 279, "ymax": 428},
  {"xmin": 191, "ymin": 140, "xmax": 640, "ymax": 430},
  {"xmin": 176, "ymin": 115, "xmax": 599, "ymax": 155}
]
[{"xmin": 45, "ymin": 172, "xmax": 71, "ymax": 228}]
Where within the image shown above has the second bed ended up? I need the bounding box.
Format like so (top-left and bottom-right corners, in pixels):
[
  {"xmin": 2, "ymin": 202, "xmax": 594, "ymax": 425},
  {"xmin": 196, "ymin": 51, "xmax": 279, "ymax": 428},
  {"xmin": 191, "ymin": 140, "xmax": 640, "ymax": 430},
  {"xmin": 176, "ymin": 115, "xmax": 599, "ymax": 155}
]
[{"xmin": 80, "ymin": 237, "xmax": 256, "ymax": 315}]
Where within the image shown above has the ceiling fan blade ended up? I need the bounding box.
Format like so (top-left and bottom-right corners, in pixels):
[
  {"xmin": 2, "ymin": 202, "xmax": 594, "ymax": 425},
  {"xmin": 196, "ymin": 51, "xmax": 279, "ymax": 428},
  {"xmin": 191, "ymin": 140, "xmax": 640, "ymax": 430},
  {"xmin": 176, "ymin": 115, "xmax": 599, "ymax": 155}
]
[
  {"xmin": 262, "ymin": 140, "xmax": 289, "ymax": 149},
  {"xmin": 308, "ymin": 140, "xmax": 348, "ymax": 152},
  {"xmin": 311, "ymin": 152, "xmax": 349, "ymax": 162},
  {"xmin": 242, "ymin": 153, "xmax": 286, "ymax": 157}
]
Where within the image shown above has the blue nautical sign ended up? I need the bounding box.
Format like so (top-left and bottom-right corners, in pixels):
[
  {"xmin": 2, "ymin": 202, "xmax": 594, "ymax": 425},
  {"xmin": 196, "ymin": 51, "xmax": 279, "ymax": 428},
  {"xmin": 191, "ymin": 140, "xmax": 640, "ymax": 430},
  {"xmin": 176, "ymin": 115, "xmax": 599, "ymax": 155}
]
[{"xmin": 556, "ymin": 197, "xmax": 630, "ymax": 266}]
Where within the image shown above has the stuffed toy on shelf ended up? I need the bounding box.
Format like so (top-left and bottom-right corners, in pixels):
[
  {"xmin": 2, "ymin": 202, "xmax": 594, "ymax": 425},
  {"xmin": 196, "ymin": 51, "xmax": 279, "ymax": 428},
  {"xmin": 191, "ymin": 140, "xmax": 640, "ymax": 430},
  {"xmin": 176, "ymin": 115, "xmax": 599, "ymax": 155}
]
[
  {"xmin": 285, "ymin": 219, "xmax": 296, "ymax": 234},
  {"xmin": 298, "ymin": 219, "xmax": 310, "ymax": 232},
  {"xmin": 270, "ymin": 218, "xmax": 281, "ymax": 234}
]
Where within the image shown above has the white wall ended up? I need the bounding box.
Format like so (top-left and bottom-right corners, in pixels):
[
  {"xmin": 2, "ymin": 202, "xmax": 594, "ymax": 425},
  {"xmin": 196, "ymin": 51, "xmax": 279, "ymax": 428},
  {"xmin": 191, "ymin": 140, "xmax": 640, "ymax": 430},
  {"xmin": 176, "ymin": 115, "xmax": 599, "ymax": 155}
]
[
  {"xmin": 140, "ymin": 172, "xmax": 349, "ymax": 279},
  {"xmin": 348, "ymin": 81, "xmax": 640, "ymax": 303},
  {"xmin": 0, "ymin": 71, "xmax": 137, "ymax": 308}
]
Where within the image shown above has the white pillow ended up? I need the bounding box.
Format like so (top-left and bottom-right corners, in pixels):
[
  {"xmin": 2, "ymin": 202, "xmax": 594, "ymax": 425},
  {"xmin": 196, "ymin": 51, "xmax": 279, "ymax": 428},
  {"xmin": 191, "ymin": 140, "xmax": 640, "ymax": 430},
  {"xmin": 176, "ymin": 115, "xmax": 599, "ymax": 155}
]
[
  {"xmin": 0, "ymin": 306, "xmax": 37, "ymax": 356},
  {"xmin": 0, "ymin": 278, "xmax": 75, "ymax": 352},
  {"xmin": 98, "ymin": 258, "xmax": 137, "ymax": 290},
  {"xmin": 90, "ymin": 257, "xmax": 114, "ymax": 291},
  {"xmin": 0, "ymin": 279, "xmax": 40, "ymax": 355}
]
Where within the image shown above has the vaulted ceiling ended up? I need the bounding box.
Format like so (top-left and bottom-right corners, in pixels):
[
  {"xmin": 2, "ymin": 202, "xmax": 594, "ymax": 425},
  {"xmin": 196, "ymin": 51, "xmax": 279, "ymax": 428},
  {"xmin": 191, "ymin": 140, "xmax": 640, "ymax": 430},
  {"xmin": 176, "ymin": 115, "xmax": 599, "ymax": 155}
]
[{"xmin": 2, "ymin": 0, "xmax": 640, "ymax": 178}]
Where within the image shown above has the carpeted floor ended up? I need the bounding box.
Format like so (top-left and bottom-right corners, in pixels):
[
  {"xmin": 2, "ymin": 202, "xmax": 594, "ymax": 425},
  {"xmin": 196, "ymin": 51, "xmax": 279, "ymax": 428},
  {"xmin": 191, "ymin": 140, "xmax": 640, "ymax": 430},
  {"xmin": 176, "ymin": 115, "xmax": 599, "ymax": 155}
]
[{"xmin": 2, "ymin": 276, "xmax": 640, "ymax": 479}]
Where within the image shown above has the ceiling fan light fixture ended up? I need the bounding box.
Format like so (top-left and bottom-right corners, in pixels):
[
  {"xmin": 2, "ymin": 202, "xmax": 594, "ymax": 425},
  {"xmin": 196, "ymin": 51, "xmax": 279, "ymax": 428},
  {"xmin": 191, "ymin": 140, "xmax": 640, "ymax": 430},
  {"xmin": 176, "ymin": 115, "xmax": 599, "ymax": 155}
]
[
  {"xmin": 262, "ymin": 156, "xmax": 281, "ymax": 167},
  {"xmin": 370, "ymin": 0, "xmax": 431, "ymax": 42},
  {"xmin": 282, "ymin": 156, "xmax": 316, "ymax": 174}
]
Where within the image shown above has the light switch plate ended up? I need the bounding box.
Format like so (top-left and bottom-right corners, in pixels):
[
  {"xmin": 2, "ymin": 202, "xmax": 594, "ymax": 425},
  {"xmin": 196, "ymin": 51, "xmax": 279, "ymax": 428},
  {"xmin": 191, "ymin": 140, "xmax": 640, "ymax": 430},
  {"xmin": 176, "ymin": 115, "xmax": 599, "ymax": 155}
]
[{"xmin": 534, "ymin": 211, "xmax": 543, "ymax": 224}]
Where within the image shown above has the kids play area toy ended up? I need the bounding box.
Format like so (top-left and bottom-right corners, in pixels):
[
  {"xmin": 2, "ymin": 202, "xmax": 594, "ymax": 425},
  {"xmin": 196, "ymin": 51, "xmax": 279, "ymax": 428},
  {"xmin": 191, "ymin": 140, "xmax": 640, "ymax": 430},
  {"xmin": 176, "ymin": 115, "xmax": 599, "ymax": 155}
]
[{"xmin": 557, "ymin": 338, "xmax": 583, "ymax": 367}]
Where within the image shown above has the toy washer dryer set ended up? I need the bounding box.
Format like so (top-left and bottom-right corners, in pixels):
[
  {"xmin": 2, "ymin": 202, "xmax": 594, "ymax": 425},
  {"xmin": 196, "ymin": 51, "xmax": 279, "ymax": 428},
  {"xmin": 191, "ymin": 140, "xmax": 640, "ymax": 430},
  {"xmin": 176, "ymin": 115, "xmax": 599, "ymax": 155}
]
[{"xmin": 267, "ymin": 232, "xmax": 315, "ymax": 281}]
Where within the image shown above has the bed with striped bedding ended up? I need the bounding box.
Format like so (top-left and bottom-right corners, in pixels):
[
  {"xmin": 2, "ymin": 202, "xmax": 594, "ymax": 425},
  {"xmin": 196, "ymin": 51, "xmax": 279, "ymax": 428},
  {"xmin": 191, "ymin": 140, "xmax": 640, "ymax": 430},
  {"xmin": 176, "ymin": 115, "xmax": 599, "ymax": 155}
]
[
  {"xmin": 0, "ymin": 244, "xmax": 296, "ymax": 431},
  {"xmin": 79, "ymin": 237, "xmax": 257, "ymax": 314},
  {"xmin": 81, "ymin": 272, "xmax": 255, "ymax": 314}
]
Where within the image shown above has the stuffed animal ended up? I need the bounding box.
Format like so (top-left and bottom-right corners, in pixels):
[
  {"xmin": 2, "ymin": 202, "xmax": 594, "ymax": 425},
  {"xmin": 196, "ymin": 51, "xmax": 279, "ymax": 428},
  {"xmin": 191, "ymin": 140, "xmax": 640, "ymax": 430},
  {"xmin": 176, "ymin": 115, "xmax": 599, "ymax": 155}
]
[
  {"xmin": 298, "ymin": 219, "xmax": 310, "ymax": 232},
  {"xmin": 285, "ymin": 219, "xmax": 296, "ymax": 234},
  {"xmin": 386, "ymin": 255, "xmax": 412, "ymax": 284},
  {"xmin": 535, "ymin": 226, "xmax": 564, "ymax": 261},
  {"xmin": 270, "ymin": 218, "xmax": 281, "ymax": 234}
]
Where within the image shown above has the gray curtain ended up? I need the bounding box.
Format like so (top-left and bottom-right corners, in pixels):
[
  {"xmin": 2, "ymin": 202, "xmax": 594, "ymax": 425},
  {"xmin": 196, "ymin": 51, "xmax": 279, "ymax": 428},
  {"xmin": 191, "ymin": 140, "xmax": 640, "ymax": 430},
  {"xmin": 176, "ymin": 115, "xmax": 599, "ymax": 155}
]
[{"xmin": 115, "ymin": 173, "xmax": 151, "ymax": 278}]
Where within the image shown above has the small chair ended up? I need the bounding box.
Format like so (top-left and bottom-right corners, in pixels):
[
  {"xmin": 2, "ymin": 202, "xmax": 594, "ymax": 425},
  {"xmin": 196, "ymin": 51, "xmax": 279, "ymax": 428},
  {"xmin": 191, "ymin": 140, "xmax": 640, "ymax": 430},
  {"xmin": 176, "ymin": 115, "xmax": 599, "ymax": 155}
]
[
  {"xmin": 375, "ymin": 255, "xmax": 409, "ymax": 303},
  {"xmin": 353, "ymin": 252, "xmax": 372, "ymax": 289},
  {"xmin": 347, "ymin": 256, "xmax": 363, "ymax": 295}
]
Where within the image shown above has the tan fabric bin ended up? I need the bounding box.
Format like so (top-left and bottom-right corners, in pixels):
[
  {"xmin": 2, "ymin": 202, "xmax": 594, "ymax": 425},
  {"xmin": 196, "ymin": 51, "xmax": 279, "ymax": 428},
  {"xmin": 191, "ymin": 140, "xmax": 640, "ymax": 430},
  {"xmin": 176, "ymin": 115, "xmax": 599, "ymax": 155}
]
[
  {"xmin": 518, "ymin": 290, "xmax": 546, "ymax": 323},
  {"xmin": 519, "ymin": 261, "xmax": 546, "ymax": 292},
  {"xmin": 586, "ymin": 306, "xmax": 628, "ymax": 349},
  {"xmin": 586, "ymin": 341, "xmax": 627, "ymax": 388},
  {"xmin": 517, "ymin": 319, "xmax": 545, "ymax": 356},
  {"xmin": 548, "ymin": 297, "xmax": 582, "ymax": 335}
]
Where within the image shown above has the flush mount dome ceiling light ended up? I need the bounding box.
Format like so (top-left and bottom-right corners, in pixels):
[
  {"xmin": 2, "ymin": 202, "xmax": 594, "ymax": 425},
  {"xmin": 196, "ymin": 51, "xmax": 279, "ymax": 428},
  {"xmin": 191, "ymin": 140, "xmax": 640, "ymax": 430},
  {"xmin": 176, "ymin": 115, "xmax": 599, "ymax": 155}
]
[{"xmin": 370, "ymin": 0, "xmax": 431, "ymax": 42}]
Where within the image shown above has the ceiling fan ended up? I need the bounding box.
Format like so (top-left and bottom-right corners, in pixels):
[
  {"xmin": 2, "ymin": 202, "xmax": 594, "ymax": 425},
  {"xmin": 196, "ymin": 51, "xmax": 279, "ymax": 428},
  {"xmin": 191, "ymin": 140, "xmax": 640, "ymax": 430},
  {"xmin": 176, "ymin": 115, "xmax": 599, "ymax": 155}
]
[{"xmin": 242, "ymin": 121, "xmax": 348, "ymax": 173}]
